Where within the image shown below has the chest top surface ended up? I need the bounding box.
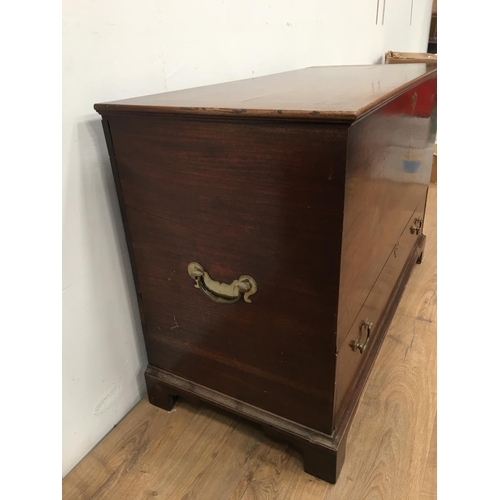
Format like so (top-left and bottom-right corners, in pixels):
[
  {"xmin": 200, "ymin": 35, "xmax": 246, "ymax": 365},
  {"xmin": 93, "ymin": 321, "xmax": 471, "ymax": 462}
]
[{"xmin": 94, "ymin": 64, "xmax": 436, "ymax": 122}]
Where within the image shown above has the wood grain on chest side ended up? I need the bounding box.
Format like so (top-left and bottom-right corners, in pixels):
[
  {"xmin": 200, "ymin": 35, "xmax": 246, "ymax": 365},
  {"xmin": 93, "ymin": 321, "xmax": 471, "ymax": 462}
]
[{"xmin": 106, "ymin": 114, "xmax": 348, "ymax": 434}]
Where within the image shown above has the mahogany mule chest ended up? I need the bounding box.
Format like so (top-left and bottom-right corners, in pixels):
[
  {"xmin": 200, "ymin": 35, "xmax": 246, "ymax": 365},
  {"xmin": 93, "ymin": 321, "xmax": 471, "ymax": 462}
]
[{"xmin": 95, "ymin": 64, "xmax": 437, "ymax": 484}]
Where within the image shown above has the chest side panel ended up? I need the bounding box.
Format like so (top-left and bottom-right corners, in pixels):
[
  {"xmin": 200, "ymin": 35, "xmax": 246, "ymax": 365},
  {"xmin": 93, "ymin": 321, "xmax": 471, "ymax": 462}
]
[
  {"xmin": 107, "ymin": 115, "xmax": 347, "ymax": 434},
  {"xmin": 337, "ymin": 76, "xmax": 437, "ymax": 349}
]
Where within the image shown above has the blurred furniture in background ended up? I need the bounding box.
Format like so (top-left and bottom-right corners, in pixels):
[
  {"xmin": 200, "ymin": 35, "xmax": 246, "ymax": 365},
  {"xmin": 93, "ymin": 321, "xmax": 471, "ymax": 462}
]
[
  {"xmin": 385, "ymin": 51, "xmax": 437, "ymax": 65},
  {"xmin": 428, "ymin": 0, "xmax": 437, "ymax": 54}
]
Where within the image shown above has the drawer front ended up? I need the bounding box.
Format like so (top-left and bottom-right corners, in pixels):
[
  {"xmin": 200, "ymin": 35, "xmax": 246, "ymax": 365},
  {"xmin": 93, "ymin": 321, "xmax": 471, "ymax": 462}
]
[
  {"xmin": 109, "ymin": 115, "xmax": 348, "ymax": 434},
  {"xmin": 334, "ymin": 197, "xmax": 426, "ymax": 420}
]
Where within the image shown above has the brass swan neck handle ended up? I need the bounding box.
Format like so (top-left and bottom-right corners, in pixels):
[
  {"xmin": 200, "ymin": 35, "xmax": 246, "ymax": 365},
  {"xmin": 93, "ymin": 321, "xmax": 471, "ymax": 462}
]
[{"xmin": 187, "ymin": 262, "xmax": 257, "ymax": 305}]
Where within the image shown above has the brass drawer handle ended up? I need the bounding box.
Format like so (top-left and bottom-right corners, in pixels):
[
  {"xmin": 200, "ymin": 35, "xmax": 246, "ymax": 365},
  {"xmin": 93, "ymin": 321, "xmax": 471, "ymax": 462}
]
[
  {"xmin": 410, "ymin": 217, "xmax": 423, "ymax": 235},
  {"xmin": 187, "ymin": 262, "xmax": 257, "ymax": 305},
  {"xmin": 351, "ymin": 319, "xmax": 373, "ymax": 354}
]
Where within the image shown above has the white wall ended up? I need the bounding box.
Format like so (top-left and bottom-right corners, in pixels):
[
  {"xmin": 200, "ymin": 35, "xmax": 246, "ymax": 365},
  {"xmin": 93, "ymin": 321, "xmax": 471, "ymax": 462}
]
[{"xmin": 62, "ymin": 0, "xmax": 433, "ymax": 477}]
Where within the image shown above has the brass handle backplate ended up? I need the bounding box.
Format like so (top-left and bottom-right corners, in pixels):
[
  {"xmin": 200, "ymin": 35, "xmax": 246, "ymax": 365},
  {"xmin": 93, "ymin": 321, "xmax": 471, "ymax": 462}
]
[
  {"xmin": 410, "ymin": 217, "xmax": 423, "ymax": 235},
  {"xmin": 351, "ymin": 319, "xmax": 373, "ymax": 354},
  {"xmin": 187, "ymin": 262, "xmax": 257, "ymax": 305}
]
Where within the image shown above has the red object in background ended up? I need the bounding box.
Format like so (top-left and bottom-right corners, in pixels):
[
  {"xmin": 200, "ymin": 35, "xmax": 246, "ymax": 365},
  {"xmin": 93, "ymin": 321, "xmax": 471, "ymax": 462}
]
[{"xmin": 382, "ymin": 77, "xmax": 436, "ymax": 118}]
